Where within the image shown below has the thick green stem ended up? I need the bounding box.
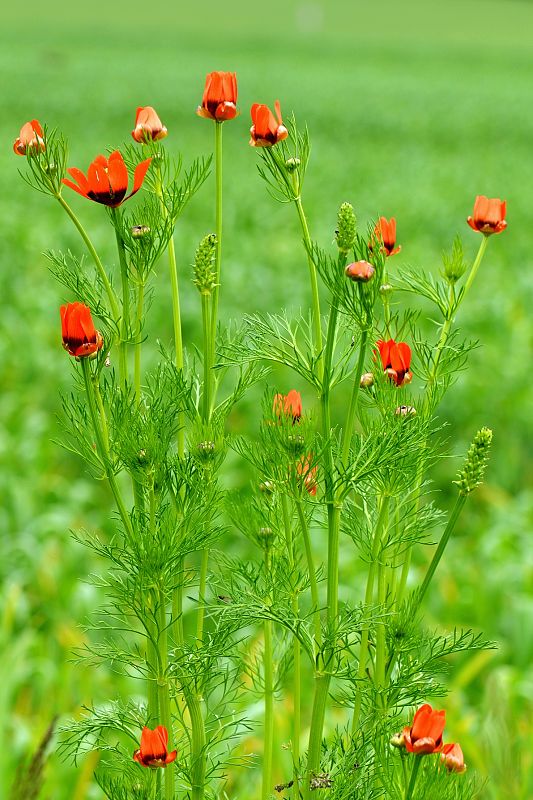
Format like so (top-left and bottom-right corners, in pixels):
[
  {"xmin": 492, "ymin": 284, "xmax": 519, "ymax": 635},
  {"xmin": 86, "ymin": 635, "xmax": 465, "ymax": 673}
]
[
  {"xmin": 303, "ymin": 673, "xmax": 330, "ymax": 800},
  {"xmin": 80, "ymin": 358, "xmax": 133, "ymax": 543},
  {"xmin": 210, "ymin": 122, "xmax": 223, "ymax": 365},
  {"xmin": 281, "ymin": 495, "xmax": 300, "ymax": 791},
  {"xmin": 195, "ymin": 548, "xmax": 209, "ymax": 647},
  {"xmin": 185, "ymin": 688, "xmax": 206, "ymax": 800},
  {"xmin": 295, "ymin": 499, "xmax": 321, "ymax": 647},
  {"xmin": 111, "ymin": 207, "xmax": 130, "ymax": 387},
  {"xmin": 262, "ymin": 542, "xmax": 274, "ymax": 800},
  {"xmin": 351, "ymin": 495, "xmax": 390, "ymax": 734},
  {"xmin": 201, "ymin": 293, "xmax": 212, "ymax": 422},
  {"xmin": 56, "ymin": 194, "xmax": 120, "ymax": 321},
  {"xmin": 158, "ymin": 590, "xmax": 174, "ymax": 800},
  {"xmin": 294, "ymin": 195, "xmax": 323, "ymax": 379},
  {"xmin": 134, "ymin": 280, "xmax": 145, "ymax": 404},
  {"xmin": 340, "ymin": 327, "xmax": 369, "ymax": 468},
  {"xmin": 405, "ymin": 755, "xmax": 422, "ymax": 800}
]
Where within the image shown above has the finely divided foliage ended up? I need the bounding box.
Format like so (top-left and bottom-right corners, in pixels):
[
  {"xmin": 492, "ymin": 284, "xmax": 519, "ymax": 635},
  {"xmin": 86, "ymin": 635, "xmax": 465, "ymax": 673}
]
[{"xmin": 14, "ymin": 73, "xmax": 504, "ymax": 800}]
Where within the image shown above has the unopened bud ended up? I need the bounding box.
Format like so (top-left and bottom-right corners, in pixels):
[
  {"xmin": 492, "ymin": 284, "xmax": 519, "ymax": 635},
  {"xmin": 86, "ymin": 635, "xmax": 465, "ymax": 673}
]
[
  {"xmin": 193, "ymin": 233, "xmax": 217, "ymax": 294},
  {"xmin": 360, "ymin": 372, "xmax": 374, "ymax": 388},
  {"xmin": 259, "ymin": 480, "xmax": 275, "ymax": 495},
  {"xmin": 453, "ymin": 427, "xmax": 492, "ymax": 495},
  {"xmin": 442, "ymin": 236, "xmax": 468, "ymax": 284},
  {"xmin": 285, "ymin": 157, "xmax": 300, "ymax": 173},
  {"xmin": 44, "ymin": 162, "xmax": 57, "ymax": 175},
  {"xmin": 390, "ymin": 731, "xmax": 406, "ymax": 749},
  {"xmin": 105, "ymin": 356, "xmax": 111, "ymax": 367},
  {"xmin": 335, "ymin": 202, "xmax": 356, "ymax": 253},
  {"xmin": 395, "ymin": 405, "xmax": 416, "ymax": 416},
  {"xmin": 197, "ymin": 440, "xmax": 216, "ymax": 462},
  {"xmin": 131, "ymin": 225, "xmax": 151, "ymax": 238},
  {"xmin": 258, "ymin": 526, "xmax": 274, "ymax": 547},
  {"xmin": 287, "ymin": 433, "xmax": 305, "ymax": 457},
  {"xmin": 380, "ymin": 283, "xmax": 393, "ymax": 296},
  {"xmin": 345, "ymin": 260, "xmax": 374, "ymax": 282}
]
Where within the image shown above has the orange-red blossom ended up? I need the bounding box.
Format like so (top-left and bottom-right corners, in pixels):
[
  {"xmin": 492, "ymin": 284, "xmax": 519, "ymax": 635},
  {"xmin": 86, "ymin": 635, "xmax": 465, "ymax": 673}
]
[
  {"xmin": 402, "ymin": 703, "xmax": 446, "ymax": 755},
  {"xmin": 60, "ymin": 302, "xmax": 103, "ymax": 358},
  {"xmin": 13, "ymin": 119, "xmax": 45, "ymax": 155},
  {"xmin": 377, "ymin": 339, "xmax": 412, "ymax": 387},
  {"xmin": 374, "ymin": 216, "xmax": 401, "ymax": 256},
  {"xmin": 249, "ymin": 101, "xmax": 288, "ymax": 147},
  {"xmin": 273, "ymin": 389, "xmax": 302, "ymax": 423},
  {"xmin": 467, "ymin": 195, "xmax": 507, "ymax": 235},
  {"xmin": 132, "ymin": 106, "xmax": 168, "ymax": 143},
  {"xmin": 133, "ymin": 725, "xmax": 177, "ymax": 768},
  {"xmin": 197, "ymin": 71, "xmax": 238, "ymax": 122},
  {"xmin": 62, "ymin": 151, "xmax": 151, "ymax": 208}
]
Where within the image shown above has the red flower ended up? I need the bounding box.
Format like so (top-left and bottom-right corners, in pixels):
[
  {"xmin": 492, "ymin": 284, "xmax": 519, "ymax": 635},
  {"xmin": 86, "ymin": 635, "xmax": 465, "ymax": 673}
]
[
  {"xmin": 62, "ymin": 151, "xmax": 151, "ymax": 207},
  {"xmin": 197, "ymin": 71, "xmax": 238, "ymax": 122},
  {"xmin": 402, "ymin": 703, "xmax": 446, "ymax": 755},
  {"xmin": 60, "ymin": 302, "xmax": 103, "ymax": 358},
  {"xmin": 297, "ymin": 454, "xmax": 318, "ymax": 496},
  {"xmin": 273, "ymin": 389, "xmax": 302, "ymax": 423},
  {"xmin": 133, "ymin": 725, "xmax": 177, "ymax": 769},
  {"xmin": 345, "ymin": 260, "xmax": 375, "ymax": 282},
  {"xmin": 249, "ymin": 101, "xmax": 289, "ymax": 147},
  {"xmin": 467, "ymin": 195, "xmax": 507, "ymax": 235},
  {"xmin": 441, "ymin": 742, "xmax": 466, "ymax": 773},
  {"xmin": 377, "ymin": 339, "xmax": 412, "ymax": 387},
  {"xmin": 132, "ymin": 106, "xmax": 168, "ymax": 143},
  {"xmin": 374, "ymin": 216, "xmax": 401, "ymax": 256},
  {"xmin": 13, "ymin": 119, "xmax": 45, "ymax": 156}
]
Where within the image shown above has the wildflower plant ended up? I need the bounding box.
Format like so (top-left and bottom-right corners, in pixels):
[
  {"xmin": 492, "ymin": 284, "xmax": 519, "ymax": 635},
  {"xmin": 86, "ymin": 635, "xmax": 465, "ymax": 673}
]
[{"xmin": 15, "ymin": 74, "xmax": 504, "ymax": 800}]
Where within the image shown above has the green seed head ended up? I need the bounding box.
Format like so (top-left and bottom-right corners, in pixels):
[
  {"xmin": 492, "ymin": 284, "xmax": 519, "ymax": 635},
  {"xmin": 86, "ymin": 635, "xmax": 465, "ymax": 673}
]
[
  {"xmin": 193, "ymin": 233, "xmax": 217, "ymax": 294},
  {"xmin": 454, "ymin": 427, "xmax": 493, "ymax": 495},
  {"xmin": 335, "ymin": 202, "xmax": 356, "ymax": 253}
]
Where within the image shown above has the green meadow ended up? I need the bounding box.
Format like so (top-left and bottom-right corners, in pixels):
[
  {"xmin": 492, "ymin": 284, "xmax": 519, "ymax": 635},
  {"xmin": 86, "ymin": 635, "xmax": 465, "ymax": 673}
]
[{"xmin": 1, "ymin": 1, "xmax": 532, "ymax": 797}]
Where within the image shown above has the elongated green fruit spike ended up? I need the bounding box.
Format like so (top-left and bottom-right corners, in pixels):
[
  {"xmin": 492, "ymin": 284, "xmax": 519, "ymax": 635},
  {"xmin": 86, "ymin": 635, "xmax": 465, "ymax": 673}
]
[
  {"xmin": 335, "ymin": 201, "xmax": 356, "ymax": 254},
  {"xmin": 454, "ymin": 427, "xmax": 493, "ymax": 495},
  {"xmin": 193, "ymin": 233, "xmax": 217, "ymax": 294}
]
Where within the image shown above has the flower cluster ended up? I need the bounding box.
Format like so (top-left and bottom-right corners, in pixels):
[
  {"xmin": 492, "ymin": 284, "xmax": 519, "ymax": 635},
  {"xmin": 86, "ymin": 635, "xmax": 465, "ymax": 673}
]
[{"xmin": 395, "ymin": 703, "xmax": 466, "ymax": 773}]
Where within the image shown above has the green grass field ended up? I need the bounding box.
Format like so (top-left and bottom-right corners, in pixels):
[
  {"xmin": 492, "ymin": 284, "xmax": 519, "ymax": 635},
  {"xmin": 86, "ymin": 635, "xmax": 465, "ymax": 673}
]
[{"xmin": 1, "ymin": 1, "xmax": 532, "ymax": 797}]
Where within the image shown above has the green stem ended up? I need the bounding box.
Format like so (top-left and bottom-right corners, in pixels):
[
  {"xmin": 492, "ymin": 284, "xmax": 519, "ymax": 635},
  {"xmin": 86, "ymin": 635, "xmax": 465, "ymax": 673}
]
[
  {"xmin": 295, "ymin": 499, "xmax": 321, "ymax": 647},
  {"xmin": 294, "ymin": 195, "xmax": 323, "ymax": 379},
  {"xmin": 417, "ymin": 493, "xmax": 467, "ymax": 606},
  {"xmin": 201, "ymin": 293, "xmax": 212, "ymax": 422},
  {"xmin": 146, "ymin": 483, "xmax": 159, "ymax": 726},
  {"xmin": 56, "ymin": 194, "xmax": 120, "ymax": 321},
  {"xmin": 280, "ymin": 495, "xmax": 300, "ymax": 792},
  {"xmin": 185, "ymin": 687, "xmax": 206, "ymax": 800},
  {"xmin": 134, "ymin": 280, "xmax": 145, "ymax": 404},
  {"xmin": 405, "ymin": 755, "xmax": 422, "ymax": 800},
  {"xmin": 158, "ymin": 589, "xmax": 174, "ymax": 800},
  {"xmin": 210, "ymin": 122, "xmax": 223, "ymax": 367},
  {"xmin": 262, "ymin": 590, "xmax": 274, "ymax": 799},
  {"xmin": 351, "ymin": 495, "xmax": 390, "ymax": 735},
  {"xmin": 111, "ymin": 207, "xmax": 130, "ymax": 387},
  {"xmin": 462, "ymin": 234, "xmax": 489, "ymax": 298},
  {"xmin": 302, "ymin": 673, "xmax": 330, "ymax": 800},
  {"xmin": 340, "ymin": 327, "xmax": 369, "ymax": 467},
  {"xmin": 195, "ymin": 548, "xmax": 209, "ymax": 647},
  {"xmin": 80, "ymin": 358, "xmax": 133, "ymax": 543}
]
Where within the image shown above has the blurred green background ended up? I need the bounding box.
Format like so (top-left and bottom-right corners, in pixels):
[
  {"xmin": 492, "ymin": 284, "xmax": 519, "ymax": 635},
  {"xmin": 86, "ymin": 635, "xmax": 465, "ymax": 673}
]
[{"xmin": 1, "ymin": 0, "xmax": 532, "ymax": 797}]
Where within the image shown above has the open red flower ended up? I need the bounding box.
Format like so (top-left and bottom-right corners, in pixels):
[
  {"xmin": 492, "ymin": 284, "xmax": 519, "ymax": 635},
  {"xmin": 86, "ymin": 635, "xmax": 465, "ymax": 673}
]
[
  {"xmin": 374, "ymin": 216, "xmax": 401, "ymax": 256},
  {"xmin": 13, "ymin": 119, "xmax": 45, "ymax": 156},
  {"xmin": 60, "ymin": 302, "xmax": 103, "ymax": 358},
  {"xmin": 197, "ymin": 71, "xmax": 238, "ymax": 122},
  {"xmin": 132, "ymin": 106, "xmax": 168, "ymax": 143},
  {"xmin": 249, "ymin": 101, "xmax": 288, "ymax": 147},
  {"xmin": 62, "ymin": 150, "xmax": 151, "ymax": 207},
  {"xmin": 273, "ymin": 389, "xmax": 302, "ymax": 423},
  {"xmin": 402, "ymin": 703, "xmax": 446, "ymax": 755},
  {"xmin": 467, "ymin": 195, "xmax": 507, "ymax": 235},
  {"xmin": 133, "ymin": 725, "xmax": 177, "ymax": 768},
  {"xmin": 377, "ymin": 339, "xmax": 412, "ymax": 387},
  {"xmin": 441, "ymin": 742, "xmax": 466, "ymax": 773}
]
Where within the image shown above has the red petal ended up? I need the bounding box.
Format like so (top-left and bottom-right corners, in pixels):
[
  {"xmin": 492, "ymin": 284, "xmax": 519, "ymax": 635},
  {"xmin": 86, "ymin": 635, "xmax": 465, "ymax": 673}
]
[{"xmin": 107, "ymin": 151, "xmax": 129, "ymax": 196}]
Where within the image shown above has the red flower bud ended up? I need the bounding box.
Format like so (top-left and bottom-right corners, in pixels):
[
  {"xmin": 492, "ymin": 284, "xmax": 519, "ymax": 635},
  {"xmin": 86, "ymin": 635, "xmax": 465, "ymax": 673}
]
[
  {"xmin": 13, "ymin": 119, "xmax": 45, "ymax": 156},
  {"xmin": 63, "ymin": 151, "xmax": 151, "ymax": 208},
  {"xmin": 297, "ymin": 454, "xmax": 318, "ymax": 496},
  {"xmin": 377, "ymin": 339, "xmax": 412, "ymax": 387},
  {"xmin": 402, "ymin": 703, "xmax": 446, "ymax": 755},
  {"xmin": 132, "ymin": 106, "xmax": 168, "ymax": 143},
  {"xmin": 441, "ymin": 742, "xmax": 466, "ymax": 773},
  {"xmin": 133, "ymin": 725, "xmax": 177, "ymax": 768},
  {"xmin": 345, "ymin": 260, "xmax": 375, "ymax": 282},
  {"xmin": 249, "ymin": 101, "xmax": 288, "ymax": 147},
  {"xmin": 197, "ymin": 71, "xmax": 238, "ymax": 122},
  {"xmin": 273, "ymin": 389, "xmax": 302, "ymax": 423},
  {"xmin": 60, "ymin": 302, "xmax": 103, "ymax": 358},
  {"xmin": 467, "ymin": 195, "xmax": 507, "ymax": 235}
]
